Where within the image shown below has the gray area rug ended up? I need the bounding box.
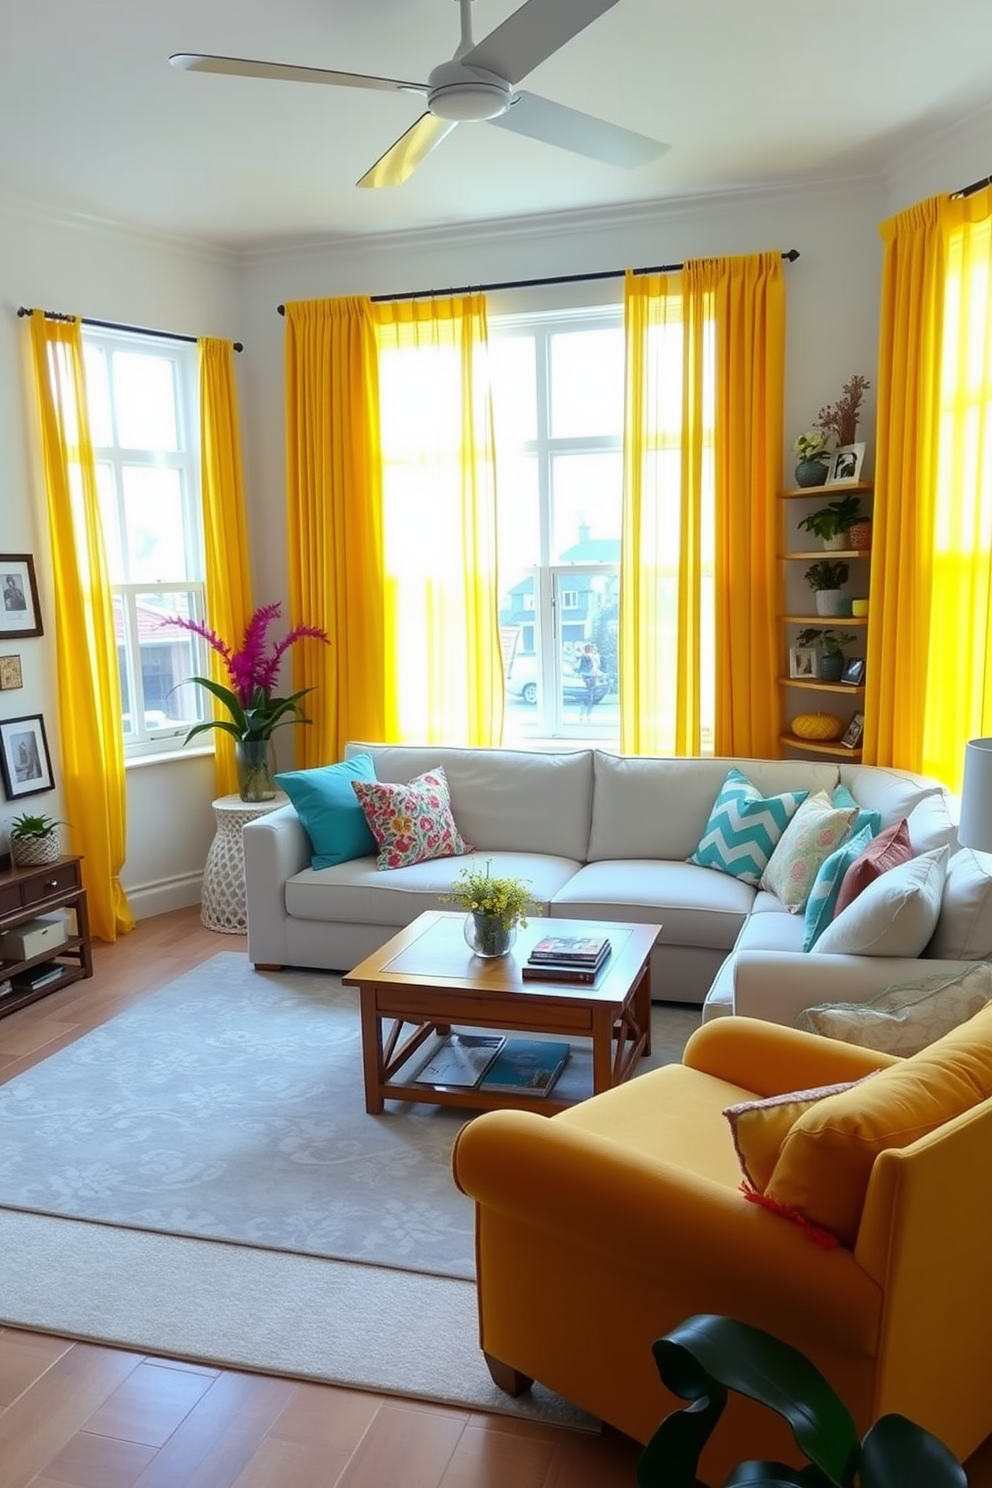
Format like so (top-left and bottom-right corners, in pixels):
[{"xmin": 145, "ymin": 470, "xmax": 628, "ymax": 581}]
[{"xmin": 0, "ymin": 952, "xmax": 700, "ymax": 1282}]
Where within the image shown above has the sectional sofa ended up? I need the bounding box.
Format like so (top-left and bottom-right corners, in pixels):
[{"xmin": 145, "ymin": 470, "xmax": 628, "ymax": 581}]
[{"xmin": 242, "ymin": 742, "xmax": 983, "ymax": 1018}]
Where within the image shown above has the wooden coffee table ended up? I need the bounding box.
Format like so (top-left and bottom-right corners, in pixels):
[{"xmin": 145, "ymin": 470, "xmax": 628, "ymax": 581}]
[{"xmin": 342, "ymin": 910, "xmax": 661, "ymax": 1115}]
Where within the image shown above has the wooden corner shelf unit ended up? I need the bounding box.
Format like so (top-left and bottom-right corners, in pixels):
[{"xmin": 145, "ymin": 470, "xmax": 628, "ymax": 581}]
[{"xmin": 0, "ymin": 853, "xmax": 93, "ymax": 1018}]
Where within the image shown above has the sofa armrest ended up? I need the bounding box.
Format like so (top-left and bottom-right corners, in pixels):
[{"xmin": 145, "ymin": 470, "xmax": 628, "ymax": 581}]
[
  {"xmin": 243, "ymin": 804, "xmax": 310, "ymax": 966},
  {"xmin": 453, "ymin": 1110, "xmax": 880, "ymax": 1352},
  {"xmin": 682, "ymin": 1016, "xmax": 899, "ymax": 1095},
  {"xmin": 731, "ymin": 950, "xmax": 977, "ymax": 1027}
]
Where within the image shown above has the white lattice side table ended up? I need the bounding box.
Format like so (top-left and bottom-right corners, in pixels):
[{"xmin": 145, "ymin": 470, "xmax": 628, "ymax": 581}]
[{"xmin": 201, "ymin": 793, "xmax": 288, "ymax": 934}]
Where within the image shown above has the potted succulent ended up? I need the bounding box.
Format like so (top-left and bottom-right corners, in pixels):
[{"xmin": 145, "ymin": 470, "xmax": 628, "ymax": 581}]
[
  {"xmin": 792, "ymin": 429, "xmax": 832, "ymax": 488},
  {"xmin": 804, "ymin": 559, "xmax": 850, "ymax": 617},
  {"xmin": 797, "ymin": 493, "xmax": 864, "ymax": 549},
  {"xmin": 8, "ymin": 811, "xmax": 65, "ymax": 867},
  {"xmin": 638, "ymin": 1314, "xmax": 965, "ymax": 1488},
  {"xmin": 796, "ymin": 627, "xmax": 856, "ymax": 682}
]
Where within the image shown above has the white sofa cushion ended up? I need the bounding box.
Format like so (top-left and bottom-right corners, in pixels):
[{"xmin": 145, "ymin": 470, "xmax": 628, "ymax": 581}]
[
  {"xmin": 552, "ymin": 859, "xmax": 753, "ymax": 951},
  {"xmin": 811, "ymin": 846, "xmax": 950, "ymax": 957},
  {"xmin": 926, "ymin": 847, "xmax": 992, "ymax": 960},
  {"xmin": 837, "ymin": 765, "xmax": 947, "ymax": 829},
  {"xmin": 760, "ymin": 791, "xmax": 859, "ymax": 911},
  {"xmin": 586, "ymin": 751, "xmax": 838, "ymax": 863},
  {"xmin": 795, "ymin": 963, "xmax": 992, "ymax": 1055},
  {"xmin": 345, "ymin": 743, "xmax": 593, "ymax": 862}
]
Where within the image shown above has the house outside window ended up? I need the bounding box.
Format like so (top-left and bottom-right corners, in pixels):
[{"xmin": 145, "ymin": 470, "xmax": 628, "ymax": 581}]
[
  {"xmin": 491, "ymin": 309, "xmax": 621, "ymax": 742},
  {"xmin": 82, "ymin": 329, "xmax": 209, "ymax": 757}
]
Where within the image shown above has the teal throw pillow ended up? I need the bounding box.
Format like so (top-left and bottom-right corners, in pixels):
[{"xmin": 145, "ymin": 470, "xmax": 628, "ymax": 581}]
[
  {"xmin": 831, "ymin": 783, "xmax": 882, "ymax": 840},
  {"xmin": 802, "ymin": 823, "xmax": 875, "ymax": 951},
  {"xmin": 689, "ymin": 768, "xmax": 809, "ymax": 886},
  {"xmin": 275, "ymin": 754, "xmax": 378, "ymax": 869}
]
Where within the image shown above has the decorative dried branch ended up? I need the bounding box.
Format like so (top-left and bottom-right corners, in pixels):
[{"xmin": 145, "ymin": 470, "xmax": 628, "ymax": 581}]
[{"xmin": 814, "ymin": 374, "xmax": 871, "ymax": 448}]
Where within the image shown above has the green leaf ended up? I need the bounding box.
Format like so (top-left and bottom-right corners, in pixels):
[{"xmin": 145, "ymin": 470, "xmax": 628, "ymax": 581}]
[
  {"xmin": 655, "ymin": 1318, "xmax": 860, "ymax": 1488},
  {"xmin": 859, "ymin": 1415, "xmax": 967, "ymax": 1488},
  {"xmin": 182, "ymin": 720, "xmax": 243, "ymax": 745},
  {"xmin": 638, "ymin": 1388, "xmax": 726, "ymax": 1488},
  {"xmin": 184, "ymin": 676, "xmax": 249, "ymax": 735},
  {"xmin": 725, "ymin": 1463, "xmax": 834, "ymax": 1487}
]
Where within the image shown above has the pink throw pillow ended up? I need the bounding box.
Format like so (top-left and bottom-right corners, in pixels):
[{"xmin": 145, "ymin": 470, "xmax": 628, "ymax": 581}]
[
  {"xmin": 352, "ymin": 767, "xmax": 472, "ymax": 870},
  {"xmin": 833, "ymin": 818, "xmax": 912, "ymax": 918}
]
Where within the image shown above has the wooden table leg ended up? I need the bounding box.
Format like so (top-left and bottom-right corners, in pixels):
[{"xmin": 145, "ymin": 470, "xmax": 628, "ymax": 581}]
[
  {"xmin": 591, "ymin": 1005, "xmax": 614, "ymax": 1093},
  {"xmin": 359, "ymin": 990, "xmax": 385, "ymax": 1114},
  {"xmin": 633, "ymin": 960, "xmax": 652, "ymax": 1056}
]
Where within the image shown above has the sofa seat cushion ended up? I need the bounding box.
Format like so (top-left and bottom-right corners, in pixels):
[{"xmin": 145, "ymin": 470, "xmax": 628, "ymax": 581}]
[
  {"xmin": 285, "ymin": 852, "xmax": 581, "ymax": 928},
  {"xmin": 555, "ymin": 1062, "xmax": 753, "ymax": 1189},
  {"xmin": 551, "ymin": 860, "xmax": 754, "ymax": 951},
  {"xmin": 726, "ymin": 909, "xmax": 807, "ymax": 956}
]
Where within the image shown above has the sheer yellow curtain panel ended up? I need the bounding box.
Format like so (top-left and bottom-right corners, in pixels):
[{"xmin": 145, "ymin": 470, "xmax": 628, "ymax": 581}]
[
  {"xmin": 284, "ymin": 298, "xmax": 387, "ymax": 764},
  {"xmin": 25, "ymin": 314, "xmax": 134, "ymax": 940},
  {"xmin": 702, "ymin": 252, "xmax": 784, "ymax": 758},
  {"xmin": 372, "ymin": 294, "xmax": 503, "ymax": 747},
  {"xmin": 865, "ymin": 197, "xmax": 944, "ymax": 770},
  {"xmin": 199, "ymin": 337, "xmax": 253, "ymax": 795},
  {"xmin": 922, "ymin": 187, "xmax": 992, "ymax": 789}
]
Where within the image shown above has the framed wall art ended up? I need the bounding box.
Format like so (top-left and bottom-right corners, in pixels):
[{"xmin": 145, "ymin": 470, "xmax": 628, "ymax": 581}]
[
  {"xmin": 826, "ymin": 443, "xmax": 866, "ymax": 486},
  {"xmin": 0, "ymin": 714, "xmax": 54, "ymax": 799},
  {"xmin": 0, "ymin": 655, "xmax": 23, "ymax": 691},
  {"xmin": 0, "ymin": 554, "xmax": 43, "ymax": 639}
]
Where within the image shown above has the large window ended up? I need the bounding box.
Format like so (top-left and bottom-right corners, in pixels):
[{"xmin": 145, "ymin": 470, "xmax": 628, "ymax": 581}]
[
  {"xmin": 82, "ymin": 329, "xmax": 208, "ymax": 757},
  {"xmin": 491, "ymin": 309, "xmax": 622, "ymax": 743}
]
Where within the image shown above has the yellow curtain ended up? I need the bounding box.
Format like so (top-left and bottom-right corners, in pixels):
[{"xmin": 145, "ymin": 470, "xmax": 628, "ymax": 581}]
[
  {"xmin": 199, "ymin": 338, "xmax": 253, "ymax": 796},
  {"xmin": 864, "ymin": 197, "xmax": 945, "ymax": 770},
  {"xmin": 26, "ymin": 314, "xmax": 134, "ymax": 940},
  {"xmin": 284, "ymin": 298, "xmax": 387, "ymax": 764},
  {"xmin": 705, "ymin": 253, "xmax": 785, "ymax": 758},
  {"xmin": 372, "ymin": 294, "xmax": 503, "ymax": 747},
  {"xmin": 922, "ymin": 188, "xmax": 992, "ymax": 788},
  {"xmin": 621, "ymin": 254, "xmax": 783, "ymax": 757}
]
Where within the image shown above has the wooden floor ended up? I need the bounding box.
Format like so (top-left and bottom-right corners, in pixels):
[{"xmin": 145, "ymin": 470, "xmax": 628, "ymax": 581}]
[{"xmin": 0, "ymin": 905, "xmax": 988, "ymax": 1487}]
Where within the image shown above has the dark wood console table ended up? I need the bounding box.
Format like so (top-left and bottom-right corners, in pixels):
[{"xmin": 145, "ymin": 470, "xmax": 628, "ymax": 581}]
[{"xmin": 0, "ymin": 854, "xmax": 93, "ymax": 1017}]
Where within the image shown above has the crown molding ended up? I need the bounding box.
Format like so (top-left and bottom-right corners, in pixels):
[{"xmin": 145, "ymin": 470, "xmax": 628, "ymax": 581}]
[
  {"xmin": 236, "ymin": 171, "xmax": 885, "ymax": 270},
  {"xmin": 0, "ymin": 188, "xmax": 236, "ymax": 267}
]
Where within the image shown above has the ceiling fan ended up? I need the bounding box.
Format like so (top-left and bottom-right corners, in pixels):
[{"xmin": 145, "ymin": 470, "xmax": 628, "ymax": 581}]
[{"xmin": 170, "ymin": 0, "xmax": 669, "ymax": 188}]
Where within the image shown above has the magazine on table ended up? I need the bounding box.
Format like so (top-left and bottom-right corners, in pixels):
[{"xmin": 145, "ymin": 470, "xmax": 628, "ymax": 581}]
[
  {"xmin": 528, "ymin": 933, "xmax": 611, "ymax": 965},
  {"xmin": 413, "ymin": 1032, "xmax": 505, "ymax": 1088},
  {"xmin": 521, "ymin": 959, "xmax": 605, "ymax": 984},
  {"xmin": 477, "ymin": 1038, "xmax": 571, "ymax": 1095}
]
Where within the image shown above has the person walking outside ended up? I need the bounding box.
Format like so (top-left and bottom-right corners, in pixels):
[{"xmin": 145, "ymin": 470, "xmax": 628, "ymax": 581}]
[{"xmin": 577, "ymin": 643, "xmax": 601, "ymax": 720}]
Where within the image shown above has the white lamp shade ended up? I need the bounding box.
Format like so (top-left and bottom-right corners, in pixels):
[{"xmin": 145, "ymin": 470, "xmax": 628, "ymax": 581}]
[{"xmin": 958, "ymin": 739, "xmax": 992, "ymax": 851}]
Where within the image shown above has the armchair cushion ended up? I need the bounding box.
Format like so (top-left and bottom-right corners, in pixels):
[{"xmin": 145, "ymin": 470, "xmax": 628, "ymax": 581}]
[
  {"xmin": 765, "ymin": 999, "xmax": 992, "ymax": 1245},
  {"xmin": 723, "ymin": 1076, "xmax": 871, "ymax": 1193}
]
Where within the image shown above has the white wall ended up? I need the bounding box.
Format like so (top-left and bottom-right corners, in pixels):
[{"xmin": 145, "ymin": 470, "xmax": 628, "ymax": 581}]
[{"xmin": 0, "ymin": 195, "xmax": 240, "ymax": 918}]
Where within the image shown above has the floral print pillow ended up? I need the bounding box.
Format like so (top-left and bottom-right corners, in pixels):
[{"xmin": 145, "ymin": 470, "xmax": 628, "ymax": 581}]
[{"xmin": 352, "ymin": 767, "xmax": 473, "ymax": 870}]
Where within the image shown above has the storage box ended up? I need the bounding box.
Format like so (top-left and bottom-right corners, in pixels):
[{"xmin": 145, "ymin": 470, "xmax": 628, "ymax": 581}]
[{"xmin": 0, "ymin": 912, "xmax": 68, "ymax": 961}]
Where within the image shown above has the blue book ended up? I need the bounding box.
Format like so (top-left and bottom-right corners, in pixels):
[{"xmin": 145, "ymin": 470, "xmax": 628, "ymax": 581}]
[{"xmin": 478, "ymin": 1038, "xmax": 570, "ymax": 1096}]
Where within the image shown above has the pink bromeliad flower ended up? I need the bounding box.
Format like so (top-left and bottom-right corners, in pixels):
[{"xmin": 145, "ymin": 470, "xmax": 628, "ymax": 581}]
[{"xmin": 164, "ymin": 603, "xmax": 329, "ymax": 743}]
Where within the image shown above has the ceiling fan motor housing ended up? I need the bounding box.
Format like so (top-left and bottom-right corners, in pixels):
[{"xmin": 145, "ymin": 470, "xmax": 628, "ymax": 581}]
[{"xmin": 427, "ymin": 59, "xmax": 513, "ymax": 121}]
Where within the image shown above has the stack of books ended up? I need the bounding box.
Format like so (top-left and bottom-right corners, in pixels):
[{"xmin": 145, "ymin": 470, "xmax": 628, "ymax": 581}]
[{"xmin": 522, "ymin": 933, "xmax": 612, "ymax": 983}]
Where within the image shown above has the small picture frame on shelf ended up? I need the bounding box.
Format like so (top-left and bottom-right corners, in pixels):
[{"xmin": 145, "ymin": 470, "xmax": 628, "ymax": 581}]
[
  {"xmin": 788, "ymin": 646, "xmax": 818, "ymax": 679},
  {"xmin": 826, "ymin": 443, "xmax": 866, "ymax": 486},
  {"xmin": 841, "ymin": 657, "xmax": 865, "ymax": 686},
  {"xmin": 840, "ymin": 711, "xmax": 865, "ymax": 750},
  {"xmin": 0, "ymin": 714, "xmax": 55, "ymax": 799}
]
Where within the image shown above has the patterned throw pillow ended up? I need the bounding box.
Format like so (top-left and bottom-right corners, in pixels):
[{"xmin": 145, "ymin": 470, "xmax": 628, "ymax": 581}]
[
  {"xmin": 760, "ymin": 790, "xmax": 859, "ymax": 912},
  {"xmin": 831, "ymin": 783, "xmax": 882, "ymax": 839},
  {"xmin": 802, "ymin": 823, "xmax": 875, "ymax": 950},
  {"xmin": 796, "ymin": 964, "xmax": 992, "ymax": 1056},
  {"xmin": 352, "ymin": 767, "xmax": 473, "ymax": 871},
  {"xmin": 689, "ymin": 768, "xmax": 808, "ymax": 887}
]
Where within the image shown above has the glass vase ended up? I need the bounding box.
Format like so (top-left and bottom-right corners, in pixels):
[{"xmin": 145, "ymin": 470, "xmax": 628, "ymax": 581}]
[
  {"xmin": 464, "ymin": 912, "xmax": 517, "ymax": 959},
  {"xmin": 235, "ymin": 738, "xmax": 277, "ymax": 802}
]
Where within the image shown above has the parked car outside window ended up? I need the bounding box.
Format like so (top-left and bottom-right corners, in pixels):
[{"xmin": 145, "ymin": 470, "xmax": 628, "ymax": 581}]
[{"xmin": 505, "ymin": 654, "xmax": 612, "ymax": 707}]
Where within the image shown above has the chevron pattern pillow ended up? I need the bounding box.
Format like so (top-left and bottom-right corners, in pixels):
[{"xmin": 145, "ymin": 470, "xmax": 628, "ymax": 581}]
[{"xmin": 689, "ymin": 768, "xmax": 809, "ymax": 886}]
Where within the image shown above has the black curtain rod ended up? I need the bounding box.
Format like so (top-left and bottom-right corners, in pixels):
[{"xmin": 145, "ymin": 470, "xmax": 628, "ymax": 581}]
[
  {"xmin": 17, "ymin": 306, "xmax": 243, "ymax": 353},
  {"xmin": 276, "ymin": 249, "xmax": 801, "ymax": 314},
  {"xmin": 951, "ymin": 172, "xmax": 992, "ymax": 200}
]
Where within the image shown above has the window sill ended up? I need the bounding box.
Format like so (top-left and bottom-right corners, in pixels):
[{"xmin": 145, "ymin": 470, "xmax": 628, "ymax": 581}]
[{"xmin": 125, "ymin": 744, "xmax": 213, "ymax": 770}]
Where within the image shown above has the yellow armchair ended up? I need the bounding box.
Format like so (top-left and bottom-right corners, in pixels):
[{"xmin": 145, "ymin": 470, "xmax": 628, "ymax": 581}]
[{"xmin": 452, "ymin": 1016, "xmax": 992, "ymax": 1481}]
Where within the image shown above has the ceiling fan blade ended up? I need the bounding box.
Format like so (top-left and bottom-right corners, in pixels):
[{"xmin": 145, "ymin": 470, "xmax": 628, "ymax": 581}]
[
  {"xmin": 169, "ymin": 53, "xmax": 426, "ymax": 95},
  {"xmin": 490, "ymin": 90, "xmax": 669, "ymax": 168},
  {"xmin": 357, "ymin": 113, "xmax": 458, "ymax": 188},
  {"xmin": 463, "ymin": 0, "xmax": 620, "ymax": 86}
]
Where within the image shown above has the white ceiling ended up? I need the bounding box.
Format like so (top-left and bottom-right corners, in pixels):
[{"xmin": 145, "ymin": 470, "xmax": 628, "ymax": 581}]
[{"xmin": 3, "ymin": 0, "xmax": 992, "ymax": 252}]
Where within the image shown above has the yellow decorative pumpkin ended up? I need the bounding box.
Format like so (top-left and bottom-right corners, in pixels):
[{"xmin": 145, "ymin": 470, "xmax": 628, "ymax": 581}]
[{"xmin": 792, "ymin": 712, "xmax": 845, "ymax": 742}]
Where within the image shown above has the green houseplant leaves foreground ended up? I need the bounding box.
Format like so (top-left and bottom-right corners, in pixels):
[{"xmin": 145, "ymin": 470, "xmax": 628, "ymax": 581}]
[{"xmin": 637, "ymin": 1315, "xmax": 966, "ymax": 1488}]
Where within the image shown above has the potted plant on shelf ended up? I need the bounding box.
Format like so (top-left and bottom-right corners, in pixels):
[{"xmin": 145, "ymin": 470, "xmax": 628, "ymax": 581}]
[
  {"xmin": 796, "ymin": 627, "xmax": 856, "ymax": 682},
  {"xmin": 8, "ymin": 812, "xmax": 65, "ymax": 867},
  {"xmin": 797, "ymin": 493, "xmax": 864, "ymax": 550},
  {"xmin": 804, "ymin": 559, "xmax": 850, "ymax": 617},
  {"xmin": 792, "ymin": 429, "xmax": 832, "ymax": 488},
  {"xmin": 441, "ymin": 858, "xmax": 539, "ymax": 959}
]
